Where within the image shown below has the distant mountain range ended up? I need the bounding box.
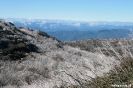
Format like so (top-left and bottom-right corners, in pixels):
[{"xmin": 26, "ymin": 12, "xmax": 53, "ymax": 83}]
[
  {"xmin": 3, "ymin": 18, "xmax": 133, "ymax": 41},
  {"xmin": 47, "ymin": 29, "xmax": 130, "ymax": 41}
]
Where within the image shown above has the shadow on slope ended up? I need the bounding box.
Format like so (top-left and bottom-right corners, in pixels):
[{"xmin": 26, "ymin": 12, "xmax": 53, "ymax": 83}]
[{"xmin": 0, "ymin": 25, "xmax": 39, "ymax": 61}]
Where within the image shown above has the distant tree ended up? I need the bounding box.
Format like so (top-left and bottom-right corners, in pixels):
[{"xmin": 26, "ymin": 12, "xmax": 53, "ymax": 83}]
[{"xmin": 128, "ymin": 29, "xmax": 133, "ymax": 39}]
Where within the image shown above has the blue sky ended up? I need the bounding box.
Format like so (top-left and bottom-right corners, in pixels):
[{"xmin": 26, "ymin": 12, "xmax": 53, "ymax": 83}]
[{"xmin": 1, "ymin": 0, "xmax": 133, "ymax": 22}]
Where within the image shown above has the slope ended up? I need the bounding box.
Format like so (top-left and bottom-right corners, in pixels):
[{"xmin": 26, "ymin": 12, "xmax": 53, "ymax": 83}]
[{"xmin": 0, "ymin": 19, "xmax": 119, "ymax": 88}]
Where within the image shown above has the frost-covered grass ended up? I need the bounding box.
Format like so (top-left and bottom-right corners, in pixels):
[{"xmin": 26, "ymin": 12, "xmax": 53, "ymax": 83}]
[
  {"xmin": 0, "ymin": 28, "xmax": 123, "ymax": 88},
  {"xmin": 88, "ymin": 57, "xmax": 133, "ymax": 88},
  {"xmin": 0, "ymin": 45, "xmax": 119, "ymax": 88},
  {"xmin": 0, "ymin": 20, "xmax": 127, "ymax": 88}
]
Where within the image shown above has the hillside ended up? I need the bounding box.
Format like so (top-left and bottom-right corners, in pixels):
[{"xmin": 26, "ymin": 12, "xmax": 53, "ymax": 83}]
[
  {"xmin": 67, "ymin": 38, "xmax": 133, "ymax": 59},
  {"xmin": 0, "ymin": 19, "xmax": 131, "ymax": 88}
]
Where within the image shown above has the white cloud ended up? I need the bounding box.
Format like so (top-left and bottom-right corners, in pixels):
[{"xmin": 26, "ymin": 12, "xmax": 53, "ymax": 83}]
[{"xmin": 73, "ymin": 23, "xmax": 80, "ymax": 27}]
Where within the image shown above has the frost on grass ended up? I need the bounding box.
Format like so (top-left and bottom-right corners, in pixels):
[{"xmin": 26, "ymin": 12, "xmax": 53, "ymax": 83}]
[{"xmin": 0, "ymin": 20, "xmax": 121, "ymax": 88}]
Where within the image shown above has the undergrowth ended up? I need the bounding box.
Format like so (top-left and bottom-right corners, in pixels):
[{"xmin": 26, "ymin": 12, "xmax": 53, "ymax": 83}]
[
  {"xmin": 59, "ymin": 57, "xmax": 133, "ymax": 88},
  {"xmin": 88, "ymin": 57, "xmax": 133, "ymax": 88}
]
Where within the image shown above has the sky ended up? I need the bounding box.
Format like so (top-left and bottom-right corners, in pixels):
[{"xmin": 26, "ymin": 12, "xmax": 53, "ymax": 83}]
[{"xmin": 1, "ymin": 0, "xmax": 133, "ymax": 22}]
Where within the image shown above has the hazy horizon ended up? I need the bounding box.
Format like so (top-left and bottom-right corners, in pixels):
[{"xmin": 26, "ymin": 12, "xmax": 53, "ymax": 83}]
[
  {"xmin": 1, "ymin": 0, "xmax": 133, "ymax": 22},
  {"xmin": 3, "ymin": 17, "xmax": 133, "ymax": 23}
]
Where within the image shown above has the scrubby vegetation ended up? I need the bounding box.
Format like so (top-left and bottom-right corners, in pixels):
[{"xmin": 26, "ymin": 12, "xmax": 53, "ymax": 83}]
[
  {"xmin": 88, "ymin": 57, "xmax": 133, "ymax": 88},
  {"xmin": 0, "ymin": 24, "xmax": 38, "ymax": 61},
  {"xmin": 66, "ymin": 39, "xmax": 133, "ymax": 87},
  {"xmin": 58, "ymin": 57, "xmax": 133, "ymax": 88},
  {"xmin": 1, "ymin": 19, "xmax": 133, "ymax": 88},
  {"xmin": 38, "ymin": 30, "xmax": 50, "ymax": 38},
  {"xmin": 66, "ymin": 39, "xmax": 133, "ymax": 88},
  {"xmin": 67, "ymin": 39, "xmax": 133, "ymax": 58}
]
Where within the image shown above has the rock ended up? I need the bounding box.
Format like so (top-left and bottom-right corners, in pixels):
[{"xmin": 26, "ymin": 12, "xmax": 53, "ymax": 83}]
[{"xmin": 3, "ymin": 27, "xmax": 7, "ymax": 31}]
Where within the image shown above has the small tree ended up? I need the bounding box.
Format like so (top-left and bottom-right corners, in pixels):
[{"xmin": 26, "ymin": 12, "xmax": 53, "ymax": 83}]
[{"xmin": 128, "ymin": 29, "xmax": 133, "ymax": 39}]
